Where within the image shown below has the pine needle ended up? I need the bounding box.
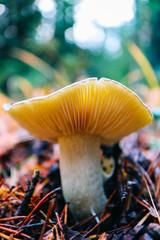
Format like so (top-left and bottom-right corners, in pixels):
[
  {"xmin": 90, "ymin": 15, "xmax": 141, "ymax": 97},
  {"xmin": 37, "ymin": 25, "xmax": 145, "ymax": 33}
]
[{"xmin": 142, "ymin": 175, "xmax": 160, "ymax": 224}]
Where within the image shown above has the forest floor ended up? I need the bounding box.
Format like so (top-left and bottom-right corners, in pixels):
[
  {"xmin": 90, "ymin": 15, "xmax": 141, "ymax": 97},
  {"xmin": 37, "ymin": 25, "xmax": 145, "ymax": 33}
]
[{"xmin": 0, "ymin": 123, "xmax": 160, "ymax": 239}]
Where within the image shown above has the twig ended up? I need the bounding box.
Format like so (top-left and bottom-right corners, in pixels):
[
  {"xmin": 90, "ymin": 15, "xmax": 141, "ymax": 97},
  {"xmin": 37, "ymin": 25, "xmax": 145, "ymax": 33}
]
[
  {"xmin": 0, "ymin": 232, "xmax": 20, "ymax": 240},
  {"xmin": 142, "ymin": 175, "xmax": 160, "ymax": 224},
  {"xmin": 60, "ymin": 204, "xmax": 68, "ymax": 224},
  {"xmin": 148, "ymin": 151, "xmax": 160, "ymax": 176},
  {"xmin": 83, "ymin": 213, "xmax": 110, "ymax": 238},
  {"xmin": 39, "ymin": 199, "xmax": 55, "ymax": 240},
  {"xmin": 18, "ymin": 169, "xmax": 39, "ymax": 216},
  {"xmin": 55, "ymin": 211, "xmax": 65, "ymax": 239},
  {"xmin": 20, "ymin": 221, "xmax": 56, "ymax": 229},
  {"xmin": 136, "ymin": 163, "xmax": 156, "ymax": 198},
  {"xmin": 64, "ymin": 204, "xmax": 68, "ymax": 225},
  {"xmin": 0, "ymin": 216, "xmax": 26, "ymax": 222},
  {"xmin": 101, "ymin": 189, "xmax": 117, "ymax": 219},
  {"xmin": 133, "ymin": 196, "xmax": 151, "ymax": 209},
  {"xmin": 0, "ymin": 226, "xmax": 31, "ymax": 239},
  {"xmin": 21, "ymin": 187, "xmax": 61, "ymax": 226},
  {"xmin": 135, "ymin": 212, "xmax": 151, "ymax": 227},
  {"xmin": 0, "ymin": 223, "xmax": 18, "ymax": 229},
  {"xmin": 71, "ymin": 211, "xmax": 102, "ymax": 229}
]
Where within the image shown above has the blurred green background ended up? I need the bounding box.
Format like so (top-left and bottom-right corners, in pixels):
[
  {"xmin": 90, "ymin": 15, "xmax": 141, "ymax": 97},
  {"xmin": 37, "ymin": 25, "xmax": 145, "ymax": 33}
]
[{"xmin": 0, "ymin": 0, "xmax": 160, "ymax": 100}]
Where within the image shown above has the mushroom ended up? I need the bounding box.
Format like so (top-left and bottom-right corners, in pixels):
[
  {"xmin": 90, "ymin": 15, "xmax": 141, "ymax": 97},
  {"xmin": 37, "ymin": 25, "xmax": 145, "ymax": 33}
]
[{"xmin": 3, "ymin": 77, "xmax": 153, "ymax": 221}]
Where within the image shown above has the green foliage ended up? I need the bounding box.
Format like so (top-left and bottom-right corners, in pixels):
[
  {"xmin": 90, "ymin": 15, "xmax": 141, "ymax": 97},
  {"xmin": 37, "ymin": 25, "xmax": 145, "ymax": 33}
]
[
  {"xmin": 0, "ymin": 0, "xmax": 42, "ymax": 93},
  {"xmin": 0, "ymin": 0, "xmax": 160, "ymax": 98}
]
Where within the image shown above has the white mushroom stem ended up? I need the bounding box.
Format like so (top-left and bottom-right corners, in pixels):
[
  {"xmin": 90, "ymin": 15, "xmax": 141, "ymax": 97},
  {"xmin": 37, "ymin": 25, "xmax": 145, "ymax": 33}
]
[{"xmin": 58, "ymin": 134, "xmax": 107, "ymax": 221}]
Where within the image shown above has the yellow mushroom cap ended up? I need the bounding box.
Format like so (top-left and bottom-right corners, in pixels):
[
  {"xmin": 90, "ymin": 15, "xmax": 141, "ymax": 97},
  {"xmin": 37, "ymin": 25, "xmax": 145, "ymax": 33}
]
[{"xmin": 3, "ymin": 78, "xmax": 153, "ymax": 144}]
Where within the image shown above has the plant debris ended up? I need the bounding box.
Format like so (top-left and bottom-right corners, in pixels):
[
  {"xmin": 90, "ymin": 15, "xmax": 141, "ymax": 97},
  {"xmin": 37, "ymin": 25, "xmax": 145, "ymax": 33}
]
[{"xmin": 0, "ymin": 127, "xmax": 160, "ymax": 239}]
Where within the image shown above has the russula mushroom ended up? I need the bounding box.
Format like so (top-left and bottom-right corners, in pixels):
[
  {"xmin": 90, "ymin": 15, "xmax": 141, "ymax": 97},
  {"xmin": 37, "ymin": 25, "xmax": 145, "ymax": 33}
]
[{"xmin": 3, "ymin": 77, "xmax": 153, "ymax": 221}]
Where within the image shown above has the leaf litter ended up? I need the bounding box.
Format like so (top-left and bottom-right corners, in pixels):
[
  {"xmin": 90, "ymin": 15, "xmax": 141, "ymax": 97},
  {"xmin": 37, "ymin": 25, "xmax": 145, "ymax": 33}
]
[{"xmin": 0, "ymin": 126, "xmax": 160, "ymax": 239}]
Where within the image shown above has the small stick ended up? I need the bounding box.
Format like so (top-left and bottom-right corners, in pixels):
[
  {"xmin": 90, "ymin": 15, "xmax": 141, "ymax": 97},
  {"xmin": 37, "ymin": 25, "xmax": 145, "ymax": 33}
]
[
  {"xmin": 83, "ymin": 213, "xmax": 110, "ymax": 238},
  {"xmin": 133, "ymin": 196, "xmax": 151, "ymax": 209},
  {"xmin": 64, "ymin": 204, "xmax": 68, "ymax": 225},
  {"xmin": 39, "ymin": 199, "xmax": 55, "ymax": 240},
  {"xmin": 0, "ymin": 216, "xmax": 26, "ymax": 222},
  {"xmin": 135, "ymin": 212, "xmax": 150, "ymax": 227},
  {"xmin": 55, "ymin": 211, "xmax": 65, "ymax": 240},
  {"xmin": 20, "ymin": 221, "xmax": 56, "ymax": 229},
  {"xmin": 21, "ymin": 187, "xmax": 61, "ymax": 226},
  {"xmin": 0, "ymin": 232, "xmax": 20, "ymax": 240},
  {"xmin": 101, "ymin": 189, "xmax": 117, "ymax": 219},
  {"xmin": 0, "ymin": 223, "xmax": 18, "ymax": 229},
  {"xmin": 18, "ymin": 169, "xmax": 39, "ymax": 216},
  {"xmin": 142, "ymin": 175, "xmax": 160, "ymax": 224},
  {"xmin": 60, "ymin": 204, "xmax": 68, "ymax": 224},
  {"xmin": 0, "ymin": 226, "xmax": 31, "ymax": 239}
]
